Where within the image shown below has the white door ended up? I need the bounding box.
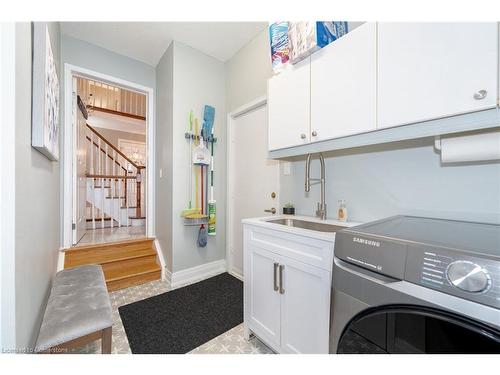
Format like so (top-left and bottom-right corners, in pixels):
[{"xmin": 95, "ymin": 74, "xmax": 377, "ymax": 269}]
[
  {"xmin": 268, "ymin": 57, "xmax": 311, "ymax": 150},
  {"xmin": 280, "ymin": 257, "xmax": 331, "ymax": 354},
  {"xmin": 72, "ymin": 83, "xmax": 88, "ymax": 245},
  {"xmin": 229, "ymin": 103, "xmax": 279, "ymax": 277},
  {"xmin": 311, "ymin": 22, "xmax": 377, "ymax": 141},
  {"xmin": 378, "ymin": 22, "xmax": 498, "ymax": 129},
  {"xmin": 245, "ymin": 246, "xmax": 281, "ymax": 351}
]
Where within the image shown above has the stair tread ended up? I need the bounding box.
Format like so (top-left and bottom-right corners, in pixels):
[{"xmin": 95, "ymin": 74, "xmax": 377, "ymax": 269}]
[
  {"xmin": 64, "ymin": 237, "xmax": 154, "ymax": 252},
  {"xmin": 103, "ymin": 256, "xmax": 160, "ymax": 282}
]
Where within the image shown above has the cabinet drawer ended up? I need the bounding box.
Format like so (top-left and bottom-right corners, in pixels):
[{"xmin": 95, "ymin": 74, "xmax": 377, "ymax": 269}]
[{"xmin": 246, "ymin": 225, "xmax": 334, "ymax": 271}]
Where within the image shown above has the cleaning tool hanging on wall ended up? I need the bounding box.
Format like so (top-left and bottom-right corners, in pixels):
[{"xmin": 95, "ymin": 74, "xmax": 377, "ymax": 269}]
[
  {"xmin": 184, "ymin": 118, "xmax": 207, "ymax": 226},
  {"xmin": 207, "ymin": 107, "xmax": 216, "ymax": 236},
  {"xmin": 181, "ymin": 110, "xmax": 199, "ymax": 218},
  {"xmin": 197, "ymin": 148, "xmax": 208, "ymax": 247}
]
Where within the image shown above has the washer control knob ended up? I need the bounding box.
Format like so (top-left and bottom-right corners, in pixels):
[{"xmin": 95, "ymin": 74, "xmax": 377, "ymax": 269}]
[{"xmin": 447, "ymin": 260, "xmax": 490, "ymax": 293}]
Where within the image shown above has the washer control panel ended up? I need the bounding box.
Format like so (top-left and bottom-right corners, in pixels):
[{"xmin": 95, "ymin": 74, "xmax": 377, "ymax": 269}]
[{"xmin": 405, "ymin": 245, "xmax": 499, "ymax": 309}]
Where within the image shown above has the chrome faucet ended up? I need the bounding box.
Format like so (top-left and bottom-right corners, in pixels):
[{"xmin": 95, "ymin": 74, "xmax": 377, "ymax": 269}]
[{"xmin": 305, "ymin": 153, "xmax": 327, "ymax": 220}]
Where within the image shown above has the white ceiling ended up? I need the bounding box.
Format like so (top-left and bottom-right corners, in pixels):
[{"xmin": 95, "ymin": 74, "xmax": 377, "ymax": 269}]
[{"xmin": 61, "ymin": 22, "xmax": 267, "ymax": 66}]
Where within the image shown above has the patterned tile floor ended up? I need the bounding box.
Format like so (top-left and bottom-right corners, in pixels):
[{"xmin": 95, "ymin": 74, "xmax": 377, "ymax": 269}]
[{"xmin": 73, "ymin": 277, "xmax": 273, "ymax": 354}]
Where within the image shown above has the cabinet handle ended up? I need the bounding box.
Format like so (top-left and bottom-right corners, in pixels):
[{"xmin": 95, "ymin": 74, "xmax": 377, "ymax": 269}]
[
  {"xmin": 279, "ymin": 265, "xmax": 285, "ymax": 294},
  {"xmin": 300, "ymin": 133, "xmax": 306, "ymax": 140},
  {"xmin": 311, "ymin": 130, "xmax": 318, "ymax": 137},
  {"xmin": 273, "ymin": 262, "xmax": 279, "ymax": 291},
  {"xmin": 473, "ymin": 90, "xmax": 487, "ymax": 100}
]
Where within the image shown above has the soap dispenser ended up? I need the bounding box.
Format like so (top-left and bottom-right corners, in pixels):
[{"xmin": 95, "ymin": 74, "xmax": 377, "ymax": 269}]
[{"xmin": 338, "ymin": 200, "xmax": 348, "ymax": 222}]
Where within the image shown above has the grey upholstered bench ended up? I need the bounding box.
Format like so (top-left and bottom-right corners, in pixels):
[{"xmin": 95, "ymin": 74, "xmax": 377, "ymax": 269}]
[{"xmin": 36, "ymin": 265, "xmax": 113, "ymax": 354}]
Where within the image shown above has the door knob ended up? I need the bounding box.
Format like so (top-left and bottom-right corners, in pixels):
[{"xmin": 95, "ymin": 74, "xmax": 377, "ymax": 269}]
[
  {"xmin": 473, "ymin": 90, "xmax": 487, "ymax": 100},
  {"xmin": 300, "ymin": 133, "xmax": 306, "ymax": 139},
  {"xmin": 311, "ymin": 130, "xmax": 318, "ymax": 137},
  {"xmin": 264, "ymin": 207, "xmax": 276, "ymax": 214}
]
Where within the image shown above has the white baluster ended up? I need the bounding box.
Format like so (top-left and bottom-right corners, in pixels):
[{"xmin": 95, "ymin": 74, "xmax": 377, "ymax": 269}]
[
  {"xmin": 90, "ymin": 132, "xmax": 95, "ymax": 230},
  {"xmin": 126, "ymin": 163, "xmax": 130, "ymax": 227},
  {"xmin": 111, "ymin": 150, "xmax": 116, "ymax": 228},
  {"xmin": 118, "ymin": 176, "xmax": 122, "ymax": 227}
]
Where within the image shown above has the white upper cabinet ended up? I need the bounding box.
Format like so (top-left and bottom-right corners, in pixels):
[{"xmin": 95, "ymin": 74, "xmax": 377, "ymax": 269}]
[
  {"xmin": 378, "ymin": 23, "xmax": 499, "ymax": 129},
  {"xmin": 311, "ymin": 22, "xmax": 377, "ymax": 141},
  {"xmin": 268, "ymin": 57, "xmax": 310, "ymax": 150}
]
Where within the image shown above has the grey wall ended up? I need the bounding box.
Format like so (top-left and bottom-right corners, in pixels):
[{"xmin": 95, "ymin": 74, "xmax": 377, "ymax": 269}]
[
  {"xmin": 61, "ymin": 35, "xmax": 155, "ymax": 89},
  {"xmin": 226, "ymin": 24, "xmax": 500, "ymax": 228},
  {"xmin": 14, "ymin": 22, "xmax": 61, "ymax": 350},
  {"xmin": 280, "ymin": 138, "xmax": 500, "ymax": 224},
  {"xmin": 171, "ymin": 41, "xmax": 226, "ymax": 272},
  {"xmin": 155, "ymin": 43, "xmax": 174, "ymax": 271},
  {"xmin": 225, "ymin": 28, "xmax": 272, "ymax": 113}
]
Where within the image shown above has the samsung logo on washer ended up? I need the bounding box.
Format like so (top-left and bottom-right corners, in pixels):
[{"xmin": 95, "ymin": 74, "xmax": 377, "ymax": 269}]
[{"xmin": 353, "ymin": 237, "xmax": 381, "ymax": 247}]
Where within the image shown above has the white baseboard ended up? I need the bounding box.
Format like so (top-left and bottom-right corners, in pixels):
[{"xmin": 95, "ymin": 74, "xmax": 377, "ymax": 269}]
[
  {"xmin": 228, "ymin": 267, "xmax": 243, "ymax": 281},
  {"xmin": 164, "ymin": 267, "xmax": 172, "ymax": 287},
  {"xmin": 171, "ymin": 259, "xmax": 227, "ymax": 289},
  {"xmin": 57, "ymin": 248, "xmax": 65, "ymax": 271},
  {"xmin": 153, "ymin": 238, "xmax": 168, "ymax": 281}
]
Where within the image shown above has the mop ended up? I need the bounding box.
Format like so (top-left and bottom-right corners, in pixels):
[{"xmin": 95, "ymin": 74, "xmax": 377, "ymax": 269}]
[
  {"xmin": 204, "ymin": 106, "xmax": 216, "ymax": 236},
  {"xmin": 185, "ymin": 119, "xmax": 207, "ymax": 225},
  {"xmin": 181, "ymin": 111, "xmax": 199, "ymax": 217},
  {"xmin": 197, "ymin": 106, "xmax": 215, "ymax": 246}
]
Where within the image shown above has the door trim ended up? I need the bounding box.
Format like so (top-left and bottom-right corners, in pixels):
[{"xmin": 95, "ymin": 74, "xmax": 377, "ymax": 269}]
[
  {"xmin": 226, "ymin": 96, "xmax": 279, "ymax": 278},
  {"xmin": 62, "ymin": 64, "xmax": 155, "ymax": 248}
]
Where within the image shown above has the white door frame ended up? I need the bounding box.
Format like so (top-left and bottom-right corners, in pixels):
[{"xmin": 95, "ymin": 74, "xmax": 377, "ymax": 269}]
[
  {"xmin": 226, "ymin": 96, "xmax": 277, "ymax": 279},
  {"xmin": 0, "ymin": 22, "xmax": 17, "ymax": 350},
  {"xmin": 62, "ymin": 64, "xmax": 155, "ymax": 248}
]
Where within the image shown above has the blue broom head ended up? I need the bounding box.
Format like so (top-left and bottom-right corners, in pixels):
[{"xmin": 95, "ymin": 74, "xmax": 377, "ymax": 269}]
[{"xmin": 202, "ymin": 105, "xmax": 215, "ymax": 140}]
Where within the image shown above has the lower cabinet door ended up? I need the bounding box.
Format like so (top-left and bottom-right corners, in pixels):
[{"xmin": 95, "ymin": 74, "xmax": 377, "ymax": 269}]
[
  {"xmin": 246, "ymin": 246, "xmax": 281, "ymax": 351},
  {"xmin": 279, "ymin": 257, "xmax": 331, "ymax": 354}
]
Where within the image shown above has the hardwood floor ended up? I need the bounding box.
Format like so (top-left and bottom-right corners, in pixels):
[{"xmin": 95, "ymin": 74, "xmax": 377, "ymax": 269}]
[{"xmin": 64, "ymin": 238, "xmax": 161, "ymax": 291}]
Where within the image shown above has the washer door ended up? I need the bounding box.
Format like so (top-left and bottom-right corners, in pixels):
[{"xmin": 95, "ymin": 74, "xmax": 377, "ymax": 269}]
[{"xmin": 337, "ymin": 305, "xmax": 500, "ymax": 354}]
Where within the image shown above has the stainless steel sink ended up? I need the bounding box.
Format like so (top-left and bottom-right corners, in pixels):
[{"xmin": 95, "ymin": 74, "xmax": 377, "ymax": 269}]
[{"xmin": 266, "ymin": 218, "xmax": 346, "ymax": 233}]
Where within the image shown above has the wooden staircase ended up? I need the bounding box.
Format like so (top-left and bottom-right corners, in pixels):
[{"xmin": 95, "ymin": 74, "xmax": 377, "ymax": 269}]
[{"xmin": 64, "ymin": 238, "xmax": 161, "ymax": 291}]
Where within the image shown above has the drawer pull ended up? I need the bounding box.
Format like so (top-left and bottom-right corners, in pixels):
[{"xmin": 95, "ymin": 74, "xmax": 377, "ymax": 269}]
[
  {"xmin": 279, "ymin": 265, "xmax": 285, "ymax": 294},
  {"xmin": 273, "ymin": 262, "xmax": 279, "ymax": 291}
]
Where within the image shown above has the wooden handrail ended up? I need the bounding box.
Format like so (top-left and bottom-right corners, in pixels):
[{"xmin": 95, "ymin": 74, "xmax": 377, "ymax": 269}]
[
  {"xmin": 86, "ymin": 123, "xmax": 144, "ymax": 171},
  {"xmin": 89, "ymin": 106, "xmax": 146, "ymax": 121},
  {"xmin": 86, "ymin": 135, "xmax": 127, "ymax": 173},
  {"xmin": 86, "ymin": 174, "xmax": 137, "ymax": 179}
]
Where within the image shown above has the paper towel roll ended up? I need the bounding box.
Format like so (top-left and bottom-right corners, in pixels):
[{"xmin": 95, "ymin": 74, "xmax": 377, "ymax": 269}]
[{"xmin": 439, "ymin": 130, "xmax": 500, "ymax": 163}]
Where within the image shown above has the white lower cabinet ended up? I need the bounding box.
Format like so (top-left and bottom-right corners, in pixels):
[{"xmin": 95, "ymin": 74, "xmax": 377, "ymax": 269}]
[
  {"xmin": 244, "ymin": 224, "xmax": 333, "ymax": 354},
  {"xmin": 246, "ymin": 247, "xmax": 282, "ymax": 350},
  {"xmin": 280, "ymin": 257, "xmax": 331, "ymax": 353}
]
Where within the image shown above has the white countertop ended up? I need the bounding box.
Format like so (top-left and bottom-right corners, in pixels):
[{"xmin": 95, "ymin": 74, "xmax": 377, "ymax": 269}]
[{"xmin": 242, "ymin": 214, "xmax": 363, "ymax": 242}]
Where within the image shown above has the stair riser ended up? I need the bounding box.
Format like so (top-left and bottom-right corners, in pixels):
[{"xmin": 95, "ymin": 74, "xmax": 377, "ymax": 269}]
[
  {"xmin": 101, "ymin": 254, "xmax": 159, "ymax": 277},
  {"xmin": 65, "ymin": 238, "xmax": 161, "ymax": 291},
  {"xmin": 106, "ymin": 270, "xmax": 161, "ymax": 292},
  {"xmin": 65, "ymin": 240, "xmax": 155, "ymax": 267}
]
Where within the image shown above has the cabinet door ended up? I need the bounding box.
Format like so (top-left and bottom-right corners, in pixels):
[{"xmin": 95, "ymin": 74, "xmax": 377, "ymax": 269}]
[
  {"xmin": 311, "ymin": 22, "xmax": 377, "ymax": 141},
  {"xmin": 268, "ymin": 57, "xmax": 310, "ymax": 150},
  {"xmin": 280, "ymin": 257, "xmax": 331, "ymax": 354},
  {"xmin": 378, "ymin": 23, "xmax": 498, "ymax": 129},
  {"xmin": 245, "ymin": 246, "xmax": 281, "ymax": 351}
]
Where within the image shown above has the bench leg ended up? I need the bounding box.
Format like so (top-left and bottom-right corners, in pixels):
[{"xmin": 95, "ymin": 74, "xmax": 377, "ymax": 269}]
[{"xmin": 102, "ymin": 327, "xmax": 112, "ymax": 354}]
